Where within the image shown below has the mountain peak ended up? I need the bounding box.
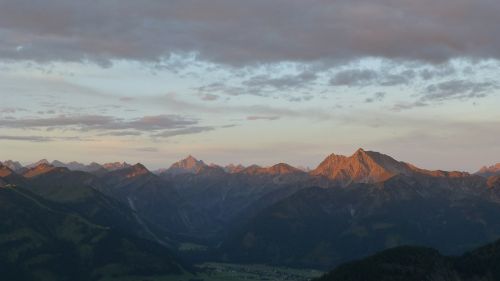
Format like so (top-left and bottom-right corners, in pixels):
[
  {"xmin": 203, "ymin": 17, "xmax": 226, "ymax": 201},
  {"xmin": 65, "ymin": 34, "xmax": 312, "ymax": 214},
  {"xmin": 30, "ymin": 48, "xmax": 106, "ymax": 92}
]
[
  {"xmin": 167, "ymin": 155, "xmax": 207, "ymax": 175},
  {"xmin": 1, "ymin": 160, "xmax": 24, "ymax": 173},
  {"xmin": 125, "ymin": 163, "xmax": 150, "ymax": 178},
  {"xmin": 238, "ymin": 163, "xmax": 302, "ymax": 175},
  {"xmin": 476, "ymin": 163, "xmax": 500, "ymax": 177},
  {"xmin": 103, "ymin": 162, "xmax": 131, "ymax": 171},
  {"xmin": 0, "ymin": 163, "xmax": 15, "ymax": 178},
  {"xmin": 354, "ymin": 147, "xmax": 366, "ymax": 154},
  {"xmin": 311, "ymin": 149, "xmax": 411, "ymax": 184},
  {"xmin": 23, "ymin": 163, "xmax": 62, "ymax": 178},
  {"xmin": 225, "ymin": 164, "xmax": 246, "ymax": 173},
  {"xmin": 267, "ymin": 163, "xmax": 303, "ymax": 175},
  {"xmin": 27, "ymin": 159, "xmax": 50, "ymax": 169}
]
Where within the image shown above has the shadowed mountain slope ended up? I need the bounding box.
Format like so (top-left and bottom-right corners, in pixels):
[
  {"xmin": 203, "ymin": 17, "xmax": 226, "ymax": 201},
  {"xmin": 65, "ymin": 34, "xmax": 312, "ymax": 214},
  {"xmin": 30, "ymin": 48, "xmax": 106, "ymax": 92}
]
[
  {"xmin": 315, "ymin": 238, "xmax": 500, "ymax": 281},
  {"xmin": 0, "ymin": 186, "xmax": 187, "ymax": 281}
]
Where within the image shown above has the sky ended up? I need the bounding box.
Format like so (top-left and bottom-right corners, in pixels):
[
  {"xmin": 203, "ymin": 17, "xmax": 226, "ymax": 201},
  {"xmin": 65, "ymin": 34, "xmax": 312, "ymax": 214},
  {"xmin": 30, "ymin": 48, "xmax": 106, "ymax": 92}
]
[{"xmin": 1, "ymin": 0, "xmax": 500, "ymax": 172}]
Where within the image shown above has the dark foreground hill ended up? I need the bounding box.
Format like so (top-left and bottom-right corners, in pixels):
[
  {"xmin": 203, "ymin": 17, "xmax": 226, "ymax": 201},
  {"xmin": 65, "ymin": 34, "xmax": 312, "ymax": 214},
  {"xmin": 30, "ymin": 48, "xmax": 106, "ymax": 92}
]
[
  {"xmin": 314, "ymin": 238, "xmax": 500, "ymax": 281},
  {"xmin": 0, "ymin": 185, "xmax": 188, "ymax": 281}
]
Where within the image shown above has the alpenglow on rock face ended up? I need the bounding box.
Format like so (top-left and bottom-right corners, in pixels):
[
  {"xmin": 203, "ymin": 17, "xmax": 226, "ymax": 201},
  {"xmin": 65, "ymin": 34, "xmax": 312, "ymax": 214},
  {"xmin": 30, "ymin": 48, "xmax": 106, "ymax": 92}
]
[
  {"xmin": 476, "ymin": 163, "xmax": 500, "ymax": 177},
  {"xmin": 165, "ymin": 155, "xmax": 208, "ymax": 175},
  {"xmin": 310, "ymin": 148, "xmax": 414, "ymax": 184}
]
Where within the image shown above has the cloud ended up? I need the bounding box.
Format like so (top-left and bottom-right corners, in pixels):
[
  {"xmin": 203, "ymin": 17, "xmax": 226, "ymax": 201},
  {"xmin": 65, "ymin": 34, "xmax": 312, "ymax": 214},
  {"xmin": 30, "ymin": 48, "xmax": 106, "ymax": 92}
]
[
  {"xmin": 119, "ymin": 97, "xmax": 134, "ymax": 102},
  {"xmin": 0, "ymin": 135, "xmax": 52, "ymax": 142},
  {"xmin": 423, "ymin": 80, "xmax": 498, "ymax": 101},
  {"xmin": 330, "ymin": 69, "xmax": 378, "ymax": 86},
  {"xmin": 0, "ymin": 107, "xmax": 26, "ymax": 114},
  {"xmin": 246, "ymin": 116, "xmax": 280, "ymax": 121},
  {"xmin": 1, "ymin": 0, "xmax": 500, "ymax": 67},
  {"xmin": 0, "ymin": 135, "xmax": 89, "ymax": 142},
  {"xmin": 330, "ymin": 68, "xmax": 414, "ymax": 87},
  {"xmin": 135, "ymin": 147, "xmax": 159, "ymax": 152},
  {"xmin": 365, "ymin": 92, "xmax": 386, "ymax": 103},
  {"xmin": 242, "ymin": 71, "xmax": 318, "ymax": 91},
  {"xmin": 98, "ymin": 131, "xmax": 142, "ymax": 136},
  {"xmin": 0, "ymin": 114, "xmax": 199, "ymax": 131},
  {"xmin": 148, "ymin": 93, "xmax": 333, "ymax": 120},
  {"xmin": 391, "ymin": 101, "xmax": 428, "ymax": 111},
  {"xmin": 152, "ymin": 126, "xmax": 214, "ymax": 138},
  {"xmin": 201, "ymin": 94, "xmax": 219, "ymax": 101}
]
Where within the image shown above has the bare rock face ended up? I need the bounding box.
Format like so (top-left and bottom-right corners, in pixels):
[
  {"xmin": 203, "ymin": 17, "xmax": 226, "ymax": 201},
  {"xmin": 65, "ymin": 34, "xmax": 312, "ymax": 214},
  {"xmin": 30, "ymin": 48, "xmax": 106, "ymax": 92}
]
[
  {"xmin": 1, "ymin": 160, "xmax": 25, "ymax": 173},
  {"xmin": 477, "ymin": 163, "xmax": 500, "ymax": 177},
  {"xmin": 0, "ymin": 164, "xmax": 14, "ymax": 178},
  {"xmin": 225, "ymin": 164, "xmax": 246, "ymax": 173},
  {"xmin": 22, "ymin": 163, "xmax": 63, "ymax": 178},
  {"xmin": 102, "ymin": 162, "xmax": 132, "ymax": 171},
  {"xmin": 310, "ymin": 148, "xmax": 413, "ymax": 184},
  {"xmin": 239, "ymin": 163, "xmax": 303, "ymax": 176},
  {"xmin": 165, "ymin": 155, "xmax": 208, "ymax": 175},
  {"xmin": 310, "ymin": 148, "xmax": 471, "ymax": 185}
]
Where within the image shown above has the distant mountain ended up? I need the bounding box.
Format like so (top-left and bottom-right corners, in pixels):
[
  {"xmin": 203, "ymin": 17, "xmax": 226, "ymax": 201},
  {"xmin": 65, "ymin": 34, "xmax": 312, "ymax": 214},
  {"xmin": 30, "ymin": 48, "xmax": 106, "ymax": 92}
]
[
  {"xmin": 51, "ymin": 160, "xmax": 105, "ymax": 173},
  {"xmin": 310, "ymin": 148, "xmax": 414, "ymax": 184},
  {"xmin": 4, "ymin": 149, "xmax": 500, "ymax": 273},
  {"xmin": 477, "ymin": 163, "xmax": 500, "ymax": 177},
  {"xmin": 240, "ymin": 163, "xmax": 304, "ymax": 175},
  {"xmin": 314, "ymin": 238, "xmax": 500, "ymax": 281},
  {"xmin": 221, "ymin": 175, "xmax": 499, "ymax": 269},
  {"xmin": 0, "ymin": 164, "xmax": 25, "ymax": 186},
  {"xmin": 225, "ymin": 164, "xmax": 246, "ymax": 173},
  {"xmin": 102, "ymin": 161, "xmax": 131, "ymax": 171},
  {"xmin": 97, "ymin": 163, "xmax": 209, "ymax": 237},
  {"xmin": 220, "ymin": 150, "xmax": 496, "ymax": 269},
  {"xmin": 1, "ymin": 160, "xmax": 25, "ymax": 173},
  {"xmin": 160, "ymin": 160, "xmax": 313, "ymax": 240},
  {"xmin": 0, "ymin": 163, "xmax": 14, "ymax": 178},
  {"xmin": 19, "ymin": 165, "xmax": 178, "ymax": 248},
  {"xmin": 26, "ymin": 159, "xmax": 50, "ymax": 169},
  {"xmin": 22, "ymin": 163, "xmax": 68, "ymax": 178},
  {"xmin": 310, "ymin": 148, "xmax": 469, "ymax": 185},
  {"xmin": 165, "ymin": 155, "xmax": 208, "ymax": 175}
]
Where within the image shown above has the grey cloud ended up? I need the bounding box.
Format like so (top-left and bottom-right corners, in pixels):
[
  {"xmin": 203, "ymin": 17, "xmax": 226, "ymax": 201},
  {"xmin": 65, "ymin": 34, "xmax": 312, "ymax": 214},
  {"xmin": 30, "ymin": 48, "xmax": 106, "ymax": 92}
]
[
  {"xmin": 0, "ymin": 135, "xmax": 90, "ymax": 142},
  {"xmin": 0, "ymin": 114, "xmax": 198, "ymax": 131},
  {"xmin": 247, "ymin": 116, "xmax": 280, "ymax": 121},
  {"xmin": 242, "ymin": 71, "xmax": 318, "ymax": 91},
  {"xmin": 330, "ymin": 68, "xmax": 414, "ymax": 87},
  {"xmin": 365, "ymin": 92, "xmax": 386, "ymax": 103},
  {"xmin": 120, "ymin": 97, "xmax": 134, "ymax": 102},
  {"xmin": 330, "ymin": 69, "xmax": 378, "ymax": 86},
  {"xmin": 136, "ymin": 147, "xmax": 159, "ymax": 152},
  {"xmin": 152, "ymin": 126, "xmax": 214, "ymax": 138},
  {"xmin": 149, "ymin": 93, "xmax": 333, "ymax": 120},
  {"xmin": 1, "ymin": 0, "xmax": 500, "ymax": 66},
  {"xmin": 392, "ymin": 101, "xmax": 428, "ymax": 111},
  {"xmin": 0, "ymin": 135, "xmax": 52, "ymax": 142},
  {"xmin": 201, "ymin": 94, "xmax": 219, "ymax": 101},
  {"xmin": 98, "ymin": 131, "xmax": 142, "ymax": 136},
  {"xmin": 423, "ymin": 80, "xmax": 498, "ymax": 101},
  {"xmin": 0, "ymin": 107, "xmax": 26, "ymax": 114}
]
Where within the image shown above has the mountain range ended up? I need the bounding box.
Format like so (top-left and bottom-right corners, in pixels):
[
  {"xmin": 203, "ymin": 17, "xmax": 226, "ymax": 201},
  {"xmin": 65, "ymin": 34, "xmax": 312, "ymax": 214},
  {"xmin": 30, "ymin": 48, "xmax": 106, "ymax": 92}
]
[{"xmin": 2, "ymin": 148, "xmax": 500, "ymax": 279}]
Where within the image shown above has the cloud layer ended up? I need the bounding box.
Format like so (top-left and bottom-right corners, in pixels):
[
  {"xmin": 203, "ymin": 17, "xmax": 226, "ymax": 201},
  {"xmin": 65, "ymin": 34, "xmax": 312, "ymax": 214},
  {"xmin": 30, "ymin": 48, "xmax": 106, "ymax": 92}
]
[
  {"xmin": 0, "ymin": 114, "xmax": 213, "ymax": 138},
  {"xmin": 1, "ymin": 0, "xmax": 500, "ymax": 66}
]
